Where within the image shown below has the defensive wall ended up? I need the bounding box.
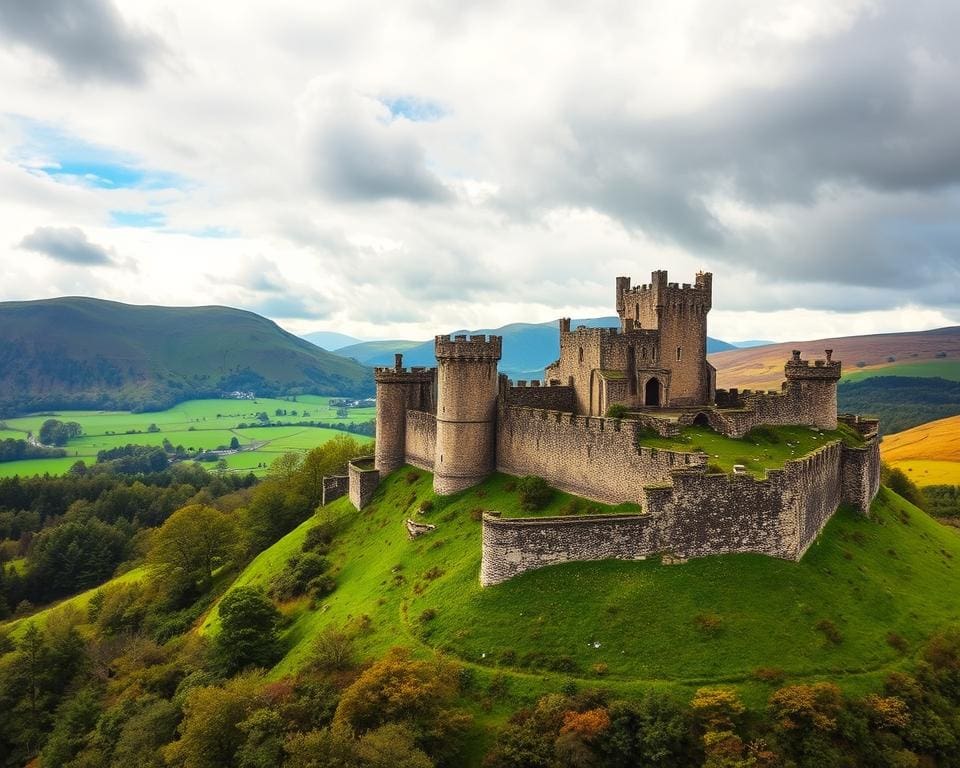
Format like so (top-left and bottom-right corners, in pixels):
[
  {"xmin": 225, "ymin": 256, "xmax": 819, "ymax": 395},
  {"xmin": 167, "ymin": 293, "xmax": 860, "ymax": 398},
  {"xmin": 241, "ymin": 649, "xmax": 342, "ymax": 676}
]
[
  {"xmin": 495, "ymin": 405, "xmax": 707, "ymax": 505},
  {"xmin": 404, "ymin": 409, "xmax": 437, "ymax": 471},
  {"xmin": 321, "ymin": 475, "xmax": 349, "ymax": 506},
  {"xmin": 348, "ymin": 457, "xmax": 380, "ymax": 510},
  {"xmin": 480, "ymin": 431, "xmax": 880, "ymax": 586}
]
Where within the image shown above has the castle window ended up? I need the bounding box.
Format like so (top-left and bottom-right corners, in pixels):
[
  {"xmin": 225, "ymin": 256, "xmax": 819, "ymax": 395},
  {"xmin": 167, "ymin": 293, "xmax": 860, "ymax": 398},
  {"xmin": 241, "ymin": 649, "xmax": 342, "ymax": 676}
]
[
  {"xmin": 635, "ymin": 303, "xmax": 640, "ymax": 320},
  {"xmin": 676, "ymin": 346, "xmax": 682, "ymax": 361},
  {"xmin": 578, "ymin": 347, "xmax": 584, "ymax": 364},
  {"xmin": 641, "ymin": 346, "xmax": 646, "ymax": 359}
]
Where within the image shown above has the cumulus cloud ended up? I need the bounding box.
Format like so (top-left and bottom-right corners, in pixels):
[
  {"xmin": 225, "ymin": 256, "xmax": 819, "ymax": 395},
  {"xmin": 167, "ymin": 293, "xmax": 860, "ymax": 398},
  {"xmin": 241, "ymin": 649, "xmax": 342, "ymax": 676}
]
[
  {"xmin": 18, "ymin": 226, "xmax": 115, "ymax": 266},
  {"xmin": 0, "ymin": 0, "xmax": 163, "ymax": 84},
  {"xmin": 298, "ymin": 78, "xmax": 450, "ymax": 203}
]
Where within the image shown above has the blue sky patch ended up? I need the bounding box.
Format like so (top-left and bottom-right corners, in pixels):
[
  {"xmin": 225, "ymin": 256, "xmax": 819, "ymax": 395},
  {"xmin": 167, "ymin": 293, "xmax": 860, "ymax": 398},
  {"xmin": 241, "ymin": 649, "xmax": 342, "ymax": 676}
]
[
  {"xmin": 7, "ymin": 115, "xmax": 186, "ymax": 190},
  {"xmin": 110, "ymin": 210, "xmax": 167, "ymax": 227},
  {"xmin": 380, "ymin": 96, "xmax": 446, "ymax": 122}
]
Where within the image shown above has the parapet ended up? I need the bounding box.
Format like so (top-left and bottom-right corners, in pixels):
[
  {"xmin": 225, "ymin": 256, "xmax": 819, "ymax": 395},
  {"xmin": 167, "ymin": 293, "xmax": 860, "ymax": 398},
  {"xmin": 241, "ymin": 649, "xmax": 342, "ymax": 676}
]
[
  {"xmin": 374, "ymin": 353, "xmax": 436, "ymax": 383},
  {"xmin": 435, "ymin": 334, "xmax": 503, "ymax": 361},
  {"xmin": 784, "ymin": 349, "xmax": 841, "ymax": 381}
]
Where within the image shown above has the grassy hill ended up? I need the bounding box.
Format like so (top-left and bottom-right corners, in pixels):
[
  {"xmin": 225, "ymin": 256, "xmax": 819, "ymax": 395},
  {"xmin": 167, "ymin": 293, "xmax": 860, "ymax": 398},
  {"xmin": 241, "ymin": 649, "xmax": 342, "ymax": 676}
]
[
  {"xmin": 335, "ymin": 317, "xmax": 735, "ymax": 380},
  {"xmin": 881, "ymin": 414, "xmax": 960, "ymax": 486},
  {"xmin": 201, "ymin": 470, "xmax": 960, "ymax": 705},
  {"xmin": 0, "ymin": 297, "xmax": 373, "ymax": 416},
  {"xmin": 837, "ymin": 376, "xmax": 960, "ymax": 434},
  {"xmin": 710, "ymin": 326, "xmax": 960, "ymax": 390}
]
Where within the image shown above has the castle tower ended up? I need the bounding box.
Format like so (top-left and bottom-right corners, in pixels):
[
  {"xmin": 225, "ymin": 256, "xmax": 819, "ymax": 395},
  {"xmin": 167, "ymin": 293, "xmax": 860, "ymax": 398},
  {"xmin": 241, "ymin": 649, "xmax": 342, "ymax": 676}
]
[
  {"xmin": 373, "ymin": 354, "xmax": 436, "ymax": 476},
  {"xmin": 784, "ymin": 349, "xmax": 842, "ymax": 430},
  {"xmin": 433, "ymin": 334, "xmax": 502, "ymax": 495},
  {"xmin": 617, "ymin": 270, "xmax": 713, "ymax": 406}
]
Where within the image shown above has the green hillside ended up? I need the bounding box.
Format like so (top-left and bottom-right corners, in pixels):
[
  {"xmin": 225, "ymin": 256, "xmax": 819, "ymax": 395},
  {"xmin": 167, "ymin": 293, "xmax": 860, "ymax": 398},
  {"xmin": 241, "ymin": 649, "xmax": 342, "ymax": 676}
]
[
  {"xmin": 0, "ymin": 297, "xmax": 373, "ymax": 416},
  {"xmin": 202, "ymin": 470, "xmax": 960, "ymax": 701}
]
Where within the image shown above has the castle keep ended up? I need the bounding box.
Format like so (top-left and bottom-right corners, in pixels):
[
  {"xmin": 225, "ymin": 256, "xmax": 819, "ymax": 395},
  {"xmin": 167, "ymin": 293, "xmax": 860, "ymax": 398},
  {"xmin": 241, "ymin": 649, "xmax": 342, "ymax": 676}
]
[{"xmin": 330, "ymin": 269, "xmax": 881, "ymax": 586}]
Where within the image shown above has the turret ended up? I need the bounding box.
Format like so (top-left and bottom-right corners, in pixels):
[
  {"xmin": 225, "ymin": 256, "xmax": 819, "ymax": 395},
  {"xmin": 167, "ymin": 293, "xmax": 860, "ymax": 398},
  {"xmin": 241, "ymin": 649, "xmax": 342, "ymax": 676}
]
[
  {"xmin": 373, "ymin": 354, "xmax": 435, "ymax": 476},
  {"xmin": 433, "ymin": 334, "xmax": 502, "ymax": 494},
  {"xmin": 784, "ymin": 349, "xmax": 842, "ymax": 430}
]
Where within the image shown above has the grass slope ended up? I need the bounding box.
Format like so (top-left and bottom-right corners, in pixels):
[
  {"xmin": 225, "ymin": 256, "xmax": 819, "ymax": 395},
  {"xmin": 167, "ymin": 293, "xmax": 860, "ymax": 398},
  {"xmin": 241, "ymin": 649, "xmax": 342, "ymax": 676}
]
[
  {"xmin": 0, "ymin": 296, "xmax": 373, "ymax": 415},
  {"xmin": 882, "ymin": 414, "xmax": 960, "ymax": 486},
  {"xmin": 204, "ymin": 471, "xmax": 960, "ymax": 706}
]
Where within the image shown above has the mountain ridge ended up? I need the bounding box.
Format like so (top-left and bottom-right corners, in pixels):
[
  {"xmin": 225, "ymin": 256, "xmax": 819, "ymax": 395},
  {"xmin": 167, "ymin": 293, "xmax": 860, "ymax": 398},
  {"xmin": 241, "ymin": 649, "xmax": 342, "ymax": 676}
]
[{"xmin": 0, "ymin": 296, "xmax": 373, "ymax": 416}]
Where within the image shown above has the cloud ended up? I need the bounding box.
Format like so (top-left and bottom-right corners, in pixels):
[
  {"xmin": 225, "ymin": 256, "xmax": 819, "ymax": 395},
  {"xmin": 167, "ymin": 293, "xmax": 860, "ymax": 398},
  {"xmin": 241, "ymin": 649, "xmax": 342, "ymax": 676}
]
[
  {"xmin": 298, "ymin": 78, "xmax": 450, "ymax": 203},
  {"xmin": 0, "ymin": 0, "xmax": 163, "ymax": 84},
  {"xmin": 18, "ymin": 226, "xmax": 115, "ymax": 266}
]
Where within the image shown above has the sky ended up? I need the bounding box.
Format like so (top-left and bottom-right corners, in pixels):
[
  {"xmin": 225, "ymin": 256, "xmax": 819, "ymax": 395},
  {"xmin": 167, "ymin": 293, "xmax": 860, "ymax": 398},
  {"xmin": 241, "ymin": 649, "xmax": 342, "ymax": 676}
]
[{"xmin": 0, "ymin": 0, "xmax": 958, "ymax": 344}]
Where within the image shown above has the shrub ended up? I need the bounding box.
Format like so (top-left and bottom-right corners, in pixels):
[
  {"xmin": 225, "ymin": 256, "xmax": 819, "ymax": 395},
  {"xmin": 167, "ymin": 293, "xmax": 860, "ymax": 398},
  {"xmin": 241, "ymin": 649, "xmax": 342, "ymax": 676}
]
[
  {"xmin": 405, "ymin": 470, "xmax": 420, "ymax": 484},
  {"xmin": 269, "ymin": 552, "xmax": 331, "ymax": 601},
  {"xmin": 694, "ymin": 613, "xmax": 723, "ymax": 634},
  {"xmin": 745, "ymin": 426, "xmax": 780, "ymax": 444},
  {"xmin": 418, "ymin": 499, "xmax": 434, "ymax": 514},
  {"xmin": 706, "ymin": 463, "xmax": 725, "ymax": 475},
  {"xmin": 469, "ymin": 507, "xmax": 484, "ymax": 522},
  {"xmin": 815, "ymin": 618, "xmax": 843, "ymax": 645},
  {"xmin": 887, "ymin": 632, "xmax": 909, "ymax": 653},
  {"xmin": 605, "ymin": 403, "xmax": 628, "ymax": 418},
  {"xmin": 517, "ymin": 476, "xmax": 553, "ymax": 511},
  {"xmin": 591, "ymin": 662, "xmax": 609, "ymax": 677},
  {"xmin": 752, "ymin": 667, "xmax": 786, "ymax": 683},
  {"xmin": 419, "ymin": 608, "xmax": 437, "ymax": 623},
  {"xmin": 312, "ymin": 625, "xmax": 356, "ymax": 670}
]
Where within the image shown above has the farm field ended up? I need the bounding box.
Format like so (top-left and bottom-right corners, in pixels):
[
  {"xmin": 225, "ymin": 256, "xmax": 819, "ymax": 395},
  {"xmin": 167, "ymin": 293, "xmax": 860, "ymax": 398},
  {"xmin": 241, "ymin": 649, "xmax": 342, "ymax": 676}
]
[
  {"xmin": 881, "ymin": 414, "xmax": 960, "ymax": 486},
  {"xmin": 843, "ymin": 359, "xmax": 960, "ymax": 383},
  {"xmin": 0, "ymin": 397, "xmax": 374, "ymax": 479}
]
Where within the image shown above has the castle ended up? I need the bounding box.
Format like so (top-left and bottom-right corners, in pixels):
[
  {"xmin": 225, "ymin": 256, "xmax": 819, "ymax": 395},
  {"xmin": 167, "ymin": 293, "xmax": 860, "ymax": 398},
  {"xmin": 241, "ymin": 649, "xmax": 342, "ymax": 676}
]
[{"xmin": 327, "ymin": 270, "xmax": 881, "ymax": 586}]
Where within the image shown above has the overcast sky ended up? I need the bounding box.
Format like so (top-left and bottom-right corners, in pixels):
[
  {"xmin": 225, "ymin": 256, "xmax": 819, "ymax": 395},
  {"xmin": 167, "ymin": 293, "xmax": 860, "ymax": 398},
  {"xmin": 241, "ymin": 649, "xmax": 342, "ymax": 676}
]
[{"xmin": 0, "ymin": 0, "xmax": 958, "ymax": 343}]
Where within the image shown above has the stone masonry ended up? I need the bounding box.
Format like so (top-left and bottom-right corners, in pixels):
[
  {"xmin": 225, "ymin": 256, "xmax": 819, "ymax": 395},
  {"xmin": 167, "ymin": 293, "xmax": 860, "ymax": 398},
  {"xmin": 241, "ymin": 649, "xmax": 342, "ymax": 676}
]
[{"xmin": 326, "ymin": 268, "xmax": 882, "ymax": 587}]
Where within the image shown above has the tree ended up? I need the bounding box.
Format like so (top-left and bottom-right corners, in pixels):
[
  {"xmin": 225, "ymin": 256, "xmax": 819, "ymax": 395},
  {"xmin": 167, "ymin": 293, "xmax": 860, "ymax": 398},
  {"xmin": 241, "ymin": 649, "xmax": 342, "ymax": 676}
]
[
  {"xmin": 518, "ymin": 476, "xmax": 553, "ymax": 511},
  {"xmin": 150, "ymin": 504, "xmax": 239, "ymax": 591},
  {"xmin": 296, "ymin": 435, "xmax": 367, "ymax": 510},
  {"xmin": 230, "ymin": 436, "xmax": 241, "ymax": 450},
  {"xmin": 212, "ymin": 587, "xmax": 282, "ymax": 675}
]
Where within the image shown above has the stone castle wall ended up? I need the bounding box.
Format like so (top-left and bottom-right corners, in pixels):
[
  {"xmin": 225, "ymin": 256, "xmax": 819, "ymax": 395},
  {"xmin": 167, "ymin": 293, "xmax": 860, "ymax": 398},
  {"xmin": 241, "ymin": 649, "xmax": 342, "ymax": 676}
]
[
  {"xmin": 321, "ymin": 475, "xmax": 349, "ymax": 506},
  {"xmin": 348, "ymin": 458, "xmax": 380, "ymax": 510},
  {"xmin": 481, "ymin": 435, "xmax": 880, "ymax": 585},
  {"xmin": 405, "ymin": 409, "xmax": 437, "ymax": 471},
  {"xmin": 496, "ymin": 405, "xmax": 707, "ymax": 505},
  {"xmin": 504, "ymin": 381, "xmax": 576, "ymax": 412}
]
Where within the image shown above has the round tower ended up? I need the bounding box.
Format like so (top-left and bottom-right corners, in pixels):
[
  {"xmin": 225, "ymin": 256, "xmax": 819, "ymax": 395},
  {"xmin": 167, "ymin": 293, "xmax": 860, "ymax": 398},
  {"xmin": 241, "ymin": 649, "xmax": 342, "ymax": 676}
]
[
  {"xmin": 433, "ymin": 334, "xmax": 502, "ymax": 495},
  {"xmin": 374, "ymin": 354, "xmax": 435, "ymax": 476},
  {"xmin": 783, "ymin": 349, "xmax": 842, "ymax": 430}
]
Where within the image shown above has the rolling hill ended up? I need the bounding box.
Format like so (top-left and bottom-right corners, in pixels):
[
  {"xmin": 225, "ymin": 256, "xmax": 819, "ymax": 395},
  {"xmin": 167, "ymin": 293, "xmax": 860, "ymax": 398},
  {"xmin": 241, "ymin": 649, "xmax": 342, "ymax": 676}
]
[
  {"xmin": 881, "ymin": 413, "xmax": 960, "ymax": 486},
  {"xmin": 335, "ymin": 317, "xmax": 736, "ymax": 380},
  {"xmin": 0, "ymin": 297, "xmax": 374, "ymax": 416},
  {"xmin": 709, "ymin": 325, "xmax": 960, "ymax": 390},
  {"xmin": 300, "ymin": 330, "xmax": 364, "ymax": 350}
]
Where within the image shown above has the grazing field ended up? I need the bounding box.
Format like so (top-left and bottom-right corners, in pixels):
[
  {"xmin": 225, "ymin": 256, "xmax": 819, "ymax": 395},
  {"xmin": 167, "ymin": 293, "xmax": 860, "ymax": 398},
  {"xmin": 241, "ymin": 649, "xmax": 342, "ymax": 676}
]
[
  {"xmin": 843, "ymin": 359, "xmax": 960, "ymax": 383},
  {"xmin": 0, "ymin": 397, "xmax": 374, "ymax": 479},
  {"xmin": 881, "ymin": 414, "xmax": 960, "ymax": 486}
]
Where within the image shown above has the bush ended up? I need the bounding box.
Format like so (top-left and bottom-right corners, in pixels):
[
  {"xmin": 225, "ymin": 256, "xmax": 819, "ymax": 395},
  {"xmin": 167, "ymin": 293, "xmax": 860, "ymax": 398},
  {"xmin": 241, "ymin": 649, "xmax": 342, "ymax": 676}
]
[
  {"xmin": 706, "ymin": 463, "xmax": 725, "ymax": 475},
  {"xmin": 312, "ymin": 626, "xmax": 356, "ymax": 670},
  {"xmin": 303, "ymin": 524, "xmax": 333, "ymax": 553},
  {"xmin": 605, "ymin": 403, "xmax": 628, "ymax": 418},
  {"xmin": 815, "ymin": 618, "xmax": 843, "ymax": 645},
  {"xmin": 517, "ymin": 476, "xmax": 553, "ymax": 511},
  {"xmin": 269, "ymin": 552, "xmax": 331, "ymax": 601},
  {"xmin": 418, "ymin": 499, "xmax": 434, "ymax": 514}
]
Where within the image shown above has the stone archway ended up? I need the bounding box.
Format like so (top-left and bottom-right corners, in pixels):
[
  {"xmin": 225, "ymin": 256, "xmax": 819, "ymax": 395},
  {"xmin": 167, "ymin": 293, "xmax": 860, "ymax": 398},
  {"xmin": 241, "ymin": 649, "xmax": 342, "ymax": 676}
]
[
  {"xmin": 693, "ymin": 412, "xmax": 710, "ymax": 427},
  {"xmin": 644, "ymin": 377, "xmax": 662, "ymax": 407}
]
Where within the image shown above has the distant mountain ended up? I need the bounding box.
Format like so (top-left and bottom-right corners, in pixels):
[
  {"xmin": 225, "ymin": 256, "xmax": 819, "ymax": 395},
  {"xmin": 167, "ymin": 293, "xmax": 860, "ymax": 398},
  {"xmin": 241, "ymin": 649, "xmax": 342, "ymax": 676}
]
[
  {"xmin": 0, "ymin": 297, "xmax": 374, "ymax": 416},
  {"xmin": 710, "ymin": 326, "xmax": 960, "ymax": 390},
  {"xmin": 333, "ymin": 316, "xmax": 735, "ymax": 379},
  {"xmin": 730, "ymin": 340, "xmax": 774, "ymax": 348},
  {"xmin": 301, "ymin": 330, "xmax": 364, "ymax": 351}
]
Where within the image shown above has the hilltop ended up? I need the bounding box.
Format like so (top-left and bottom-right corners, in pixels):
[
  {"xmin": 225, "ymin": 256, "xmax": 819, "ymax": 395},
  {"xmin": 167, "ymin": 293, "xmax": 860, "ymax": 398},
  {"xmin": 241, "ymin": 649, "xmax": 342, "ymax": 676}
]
[
  {"xmin": 334, "ymin": 317, "xmax": 735, "ymax": 380},
  {"xmin": 881, "ymin": 413, "xmax": 960, "ymax": 486},
  {"xmin": 0, "ymin": 297, "xmax": 373, "ymax": 416},
  {"xmin": 200, "ymin": 470, "xmax": 960, "ymax": 700},
  {"xmin": 709, "ymin": 325, "xmax": 960, "ymax": 390}
]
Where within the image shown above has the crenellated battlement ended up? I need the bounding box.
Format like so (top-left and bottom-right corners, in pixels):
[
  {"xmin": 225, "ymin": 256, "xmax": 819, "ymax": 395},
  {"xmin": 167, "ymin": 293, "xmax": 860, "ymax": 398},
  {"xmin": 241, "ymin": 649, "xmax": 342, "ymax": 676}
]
[
  {"xmin": 435, "ymin": 334, "xmax": 503, "ymax": 361},
  {"xmin": 373, "ymin": 353, "xmax": 436, "ymax": 383},
  {"xmin": 784, "ymin": 349, "xmax": 842, "ymax": 380}
]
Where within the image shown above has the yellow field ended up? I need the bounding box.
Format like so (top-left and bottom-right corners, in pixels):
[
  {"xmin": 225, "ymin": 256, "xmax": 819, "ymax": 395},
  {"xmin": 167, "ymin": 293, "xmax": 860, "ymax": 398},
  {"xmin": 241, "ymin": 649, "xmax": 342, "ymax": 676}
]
[{"xmin": 881, "ymin": 414, "xmax": 960, "ymax": 486}]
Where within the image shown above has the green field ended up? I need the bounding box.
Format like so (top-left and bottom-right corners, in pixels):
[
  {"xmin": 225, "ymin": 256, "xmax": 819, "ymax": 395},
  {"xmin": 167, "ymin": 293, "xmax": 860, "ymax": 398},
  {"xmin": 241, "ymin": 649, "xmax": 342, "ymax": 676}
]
[
  {"xmin": 0, "ymin": 397, "xmax": 374, "ymax": 479},
  {"xmin": 198, "ymin": 470, "xmax": 960, "ymax": 710},
  {"xmin": 639, "ymin": 423, "xmax": 863, "ymax": 478},
  {"xmin": 843, "ymin": 358, "xmax": 960, "ymax": 382}
]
